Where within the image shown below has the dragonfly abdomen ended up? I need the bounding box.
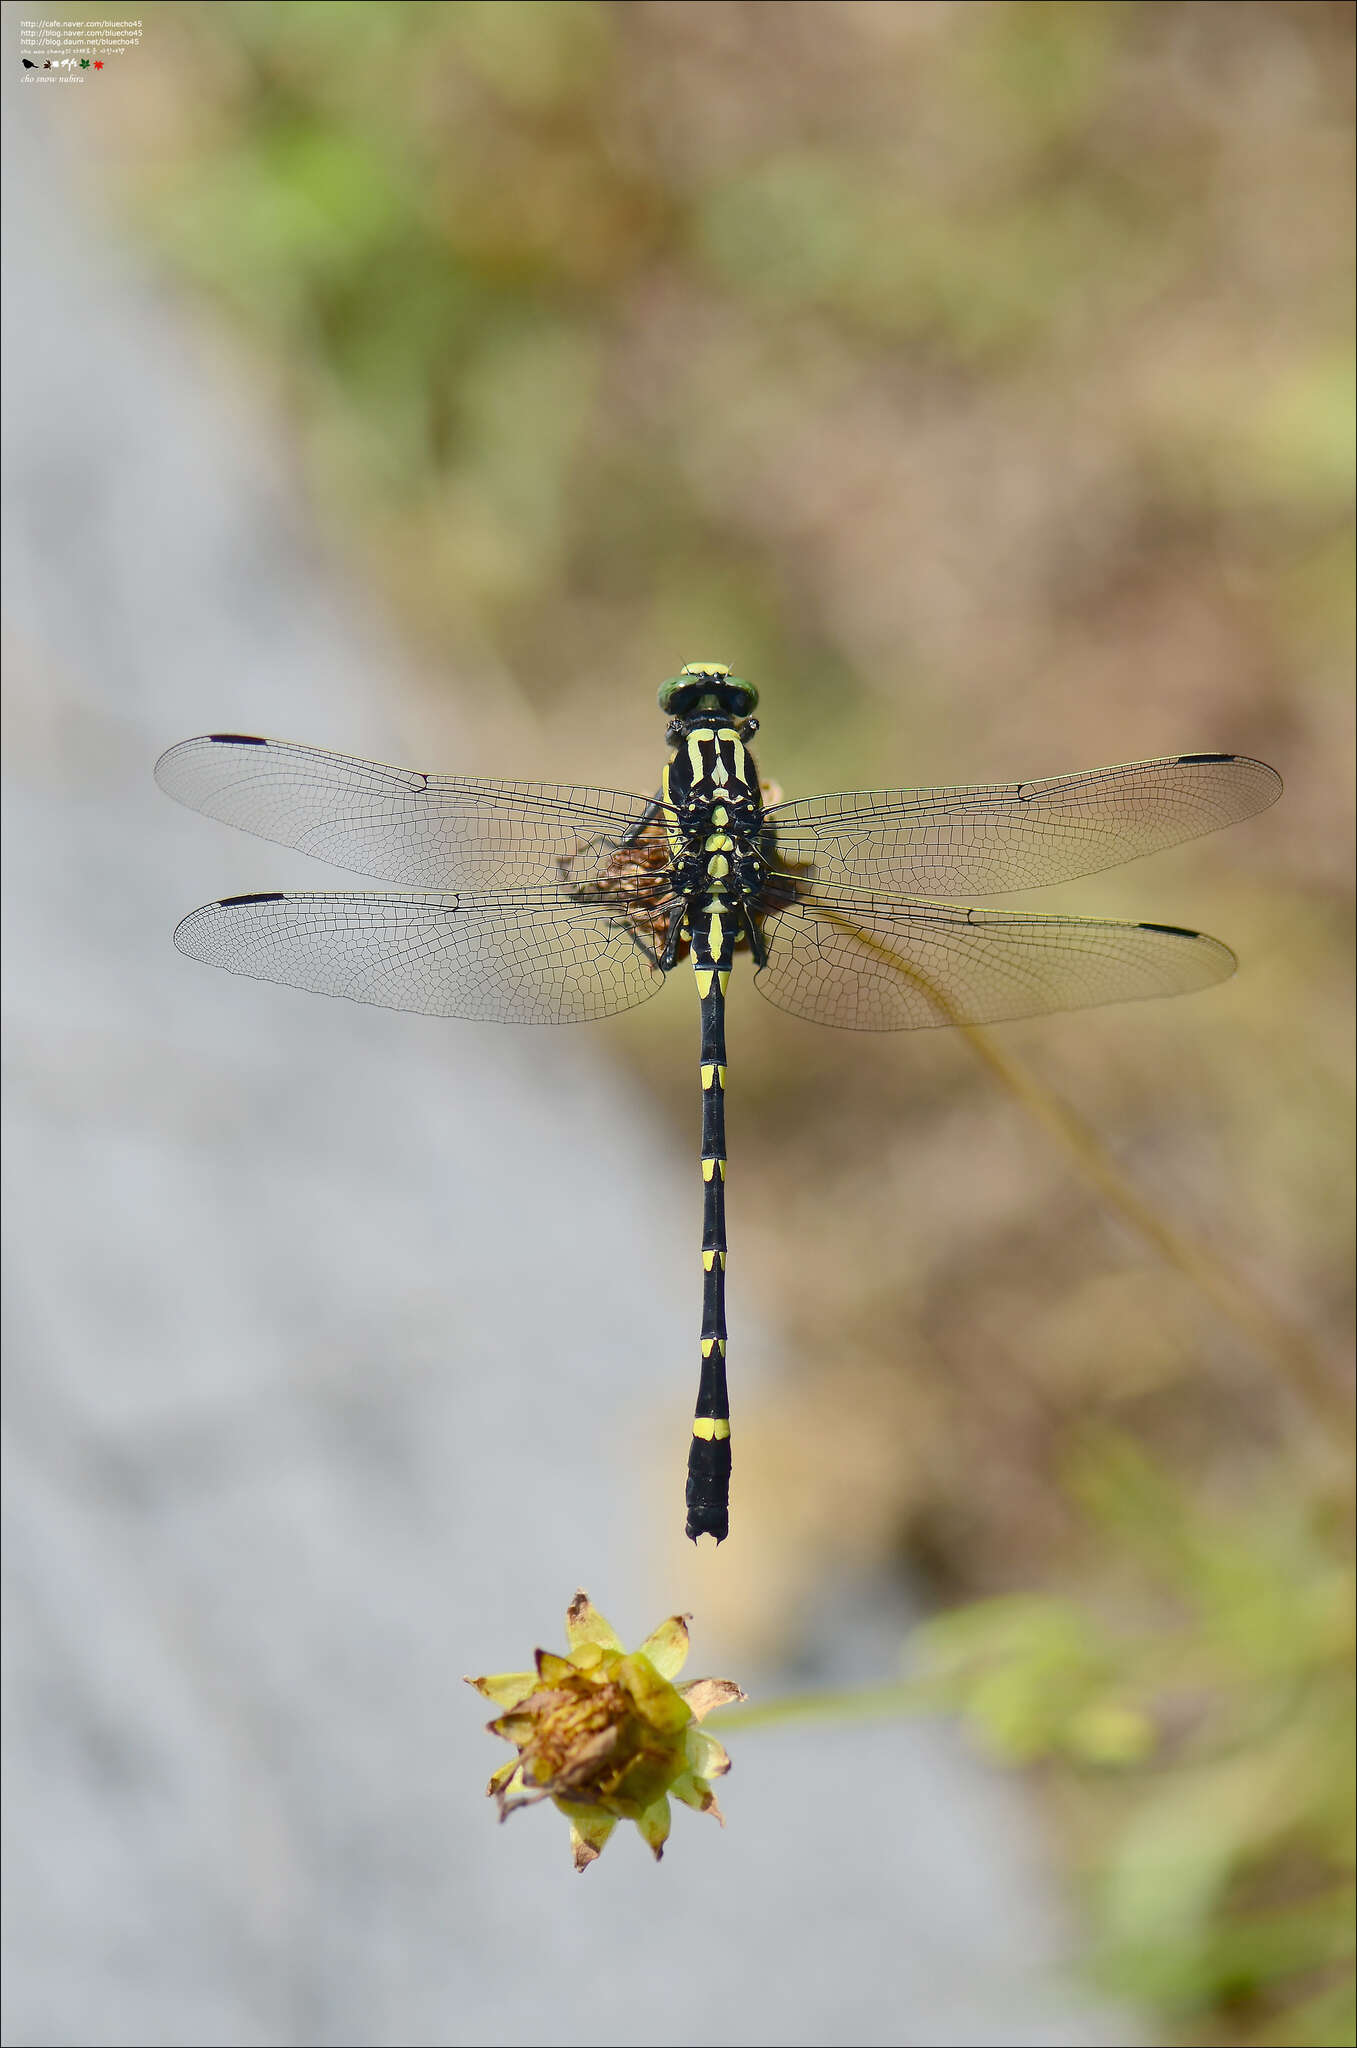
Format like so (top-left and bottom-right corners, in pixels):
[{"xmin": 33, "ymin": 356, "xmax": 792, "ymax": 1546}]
[
  {"xmin": 663, "ymin": 719, "xmax": 764, "ymax": 1543},
  {"xmin": 688, "ymin": 969, "xmax": 732, "ymax": 1544}
]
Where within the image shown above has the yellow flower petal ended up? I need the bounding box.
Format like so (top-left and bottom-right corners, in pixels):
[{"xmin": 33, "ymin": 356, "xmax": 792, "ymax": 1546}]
[
  {"xmin": 615, "ymin": 1652, "xmax": 694, "ymax": 1735},
  {"xmin": 488, "ymin": 1760, "xmax": 549, "ymax": 1818},
  {"xmin": 686, "ymin": 1728, "xmax": 732, "ymax": 1779},
  {"xmin": 670, "ymin": 1768, "xmax": 711, "ymax": 1811},
  {"xmin": 534, "ymin": 1649, "xmax": 576, "ymax": 1685},
  {"xmin": 466, "ymin": 1670, "xmax": 538, "ymax": 1709},
  {"xmin": 637, "ymin": 1612, "xmax": 691, "ymax": 1680},
  {"xmin": 488, "ymin": 1708, "xmax": 541, "ymax": 1746},
  {"xmin": 557, "ymin": 1801, "xmax": 618, "ymax": 1873},
  {"xmin": 671, "ymin": 1770, "xmax": 725, "ymax": 1824},
  {"xmin": 565, "ymin": 1590, "xmax": 623, "ymax": 1654},
  {"xmin": 678, "ymin": 1677, "xmax": 746, "ymax": 1721},
  {"xmin": 635, "ymin": 1795, "xmax": 672, "ymax": 1861}
]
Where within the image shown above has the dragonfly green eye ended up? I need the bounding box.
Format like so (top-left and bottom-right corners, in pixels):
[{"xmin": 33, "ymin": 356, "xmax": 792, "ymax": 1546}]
[{"xmin": 659, "ymin": 667, "xmax": 759, "ymax": 718}]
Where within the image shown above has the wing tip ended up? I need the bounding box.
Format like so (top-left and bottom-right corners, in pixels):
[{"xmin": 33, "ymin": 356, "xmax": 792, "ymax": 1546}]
[
  {"xmin": 1174, "ymin": 750, "xmax": 1284, "ymax": 806},
  {"xmin": 172, "ymin": 891, "xmax": 287, "ymax": 958},
  {"xmin": 1137, "ymin": 919, "xmax": 1237, "ymax": 982},
  {"xmin": 155, "ymin": 730, "xmax": 271, "ymax": 783}
]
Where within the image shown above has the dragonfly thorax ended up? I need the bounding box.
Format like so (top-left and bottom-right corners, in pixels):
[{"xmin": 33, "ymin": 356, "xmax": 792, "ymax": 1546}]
[
  {"xmin": 663, "ymin": 724, "xmax": 762, "ymax": 818},
  {"xmin": 661, "ymin": 722, "xmax": 766, "ymax": 908}
]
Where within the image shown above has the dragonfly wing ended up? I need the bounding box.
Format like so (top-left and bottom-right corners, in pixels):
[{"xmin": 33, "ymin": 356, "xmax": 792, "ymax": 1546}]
[
  {"xmin": 765, "ymin": 754, "xmax": 1281, "ymax": 896},
  {"xmin": 172, "ymin": 888, "xmax": 669, "ymax": 1024},
  {"xmin": 753, "ymin": 890, "xmax": 1235, "ymax": 1031},
  {"xmin": 155, "ymin": 734, "xmax": 658, "ymax": 888}
]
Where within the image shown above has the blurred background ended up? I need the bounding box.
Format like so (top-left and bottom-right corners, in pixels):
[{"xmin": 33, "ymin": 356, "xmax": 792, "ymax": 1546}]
[{"xmin": 3, "ymin": 3, "xmax": 1352, "ymax": 2045}]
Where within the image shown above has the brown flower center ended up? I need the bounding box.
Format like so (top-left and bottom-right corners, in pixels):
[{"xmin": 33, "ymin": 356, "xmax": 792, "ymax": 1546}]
[{"xmin": 514, "ymin": 1676, "xmax": 681, "ymax": 1816}]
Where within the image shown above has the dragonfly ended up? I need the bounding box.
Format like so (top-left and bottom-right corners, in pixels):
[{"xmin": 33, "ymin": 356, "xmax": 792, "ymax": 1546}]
[{"xmin": 156, "ymin": 663, "xmax": 1281, "ymax": 1543}]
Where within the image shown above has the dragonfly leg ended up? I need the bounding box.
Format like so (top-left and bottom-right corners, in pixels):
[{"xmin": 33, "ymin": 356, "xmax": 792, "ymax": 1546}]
[
  {"xmin": 659, "ymin": 899, "xmax": 691, "ymax": 973},
  {"xmin": 740, "ymin": 900, "xmax": 768, "ymax": 968},
  {"xmin": 614, "ymin": 790, "xmax": 668, "ymax": 851}
]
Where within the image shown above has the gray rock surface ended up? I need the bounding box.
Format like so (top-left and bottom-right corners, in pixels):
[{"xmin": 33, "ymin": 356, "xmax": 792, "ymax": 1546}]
[{"xmin": 2, "ymin": 66, "xmax": 1134, "ymax": 2048}]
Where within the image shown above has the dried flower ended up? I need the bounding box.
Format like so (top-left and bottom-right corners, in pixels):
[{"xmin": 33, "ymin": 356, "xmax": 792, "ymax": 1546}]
[{"xmin": 467, "ymin": 1591, "xmax": 745, "ymax": 1870}]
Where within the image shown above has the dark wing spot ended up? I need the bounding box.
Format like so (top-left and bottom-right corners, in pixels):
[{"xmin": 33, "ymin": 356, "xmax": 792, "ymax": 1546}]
[
  {"xmin": 1138, "ymin": 921, "xmax": 1200, "ymax": 937},
  {"xmin": 217, "ymin": 891, "xmax": 286, "ymax": 907},
  {"xmin": 208, "ymin": 733, "xmax": 269, "ymax": 746},
  {"xmin": 1176, "ymin": 752, "xmax": 1233, "ymax": 764}
]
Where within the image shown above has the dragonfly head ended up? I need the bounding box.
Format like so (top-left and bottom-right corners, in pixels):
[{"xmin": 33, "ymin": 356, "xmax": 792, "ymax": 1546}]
[{"xmin": 658, "ymin": 663, "xmax": 759, "ymax": 721}]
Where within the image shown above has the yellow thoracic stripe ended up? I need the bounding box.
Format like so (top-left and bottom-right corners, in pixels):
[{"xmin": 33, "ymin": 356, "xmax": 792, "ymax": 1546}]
[
  {"xmin": 692, "ymin": 1417, "xmax": 731, "ymax": 1441},
  {"xmin": 720, "ymin": 731, "xmax": 747, "ymax": 781}
]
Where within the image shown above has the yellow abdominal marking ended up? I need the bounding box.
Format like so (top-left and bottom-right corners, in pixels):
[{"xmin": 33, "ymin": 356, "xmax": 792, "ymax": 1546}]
[
  {"xmin": 718, "ymin": 970, "xmax": 730, "ymax": 994},
  {"xmin": 694, "ymin": 968, "xmax": 713, "ymax": 997},
  {"xmin": 708, "ymin": 909, "xmax": 725, "ymax": 955},
  {"xmin": 700, "ymin": 1338, "xmax": 727, "ymax": 1359},
  {"xmin": 692, "ymin": 1417, "xmax": 731, "ymax": 1441},
  {"xmin": 702, "ymin": 1157, "xmax": 727, "ymax": 1182},
  {"xmin": 702, "ymin": 1250, "xmax": 727, "ymax": 1271}
]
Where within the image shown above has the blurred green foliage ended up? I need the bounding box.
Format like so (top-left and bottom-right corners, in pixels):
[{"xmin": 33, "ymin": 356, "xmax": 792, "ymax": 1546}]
[
  {"xmin": 916, "ymin": 1432, "xmax": 1354, "ymax": 2043},
  {"xmin": 82, "ymin": 3, "xmax": 1354, "ymax": 2041}
]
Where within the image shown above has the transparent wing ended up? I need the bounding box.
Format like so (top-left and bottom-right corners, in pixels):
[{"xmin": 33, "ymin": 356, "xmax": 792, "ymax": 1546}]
[
  {"xmin": 754, "ymin": 889, "xmax": 1236, "ymax": 1031},
  {"xmin": 155, "ymin": 734, "xmax": 659, "ymax": 889},
  {"xmin": 765, "ymin": 754, "xmax": 1281, "ymax": 897},
  {"xmin": 172, "ymin": 887, "xmax": 669, "ymax": 1024}
]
